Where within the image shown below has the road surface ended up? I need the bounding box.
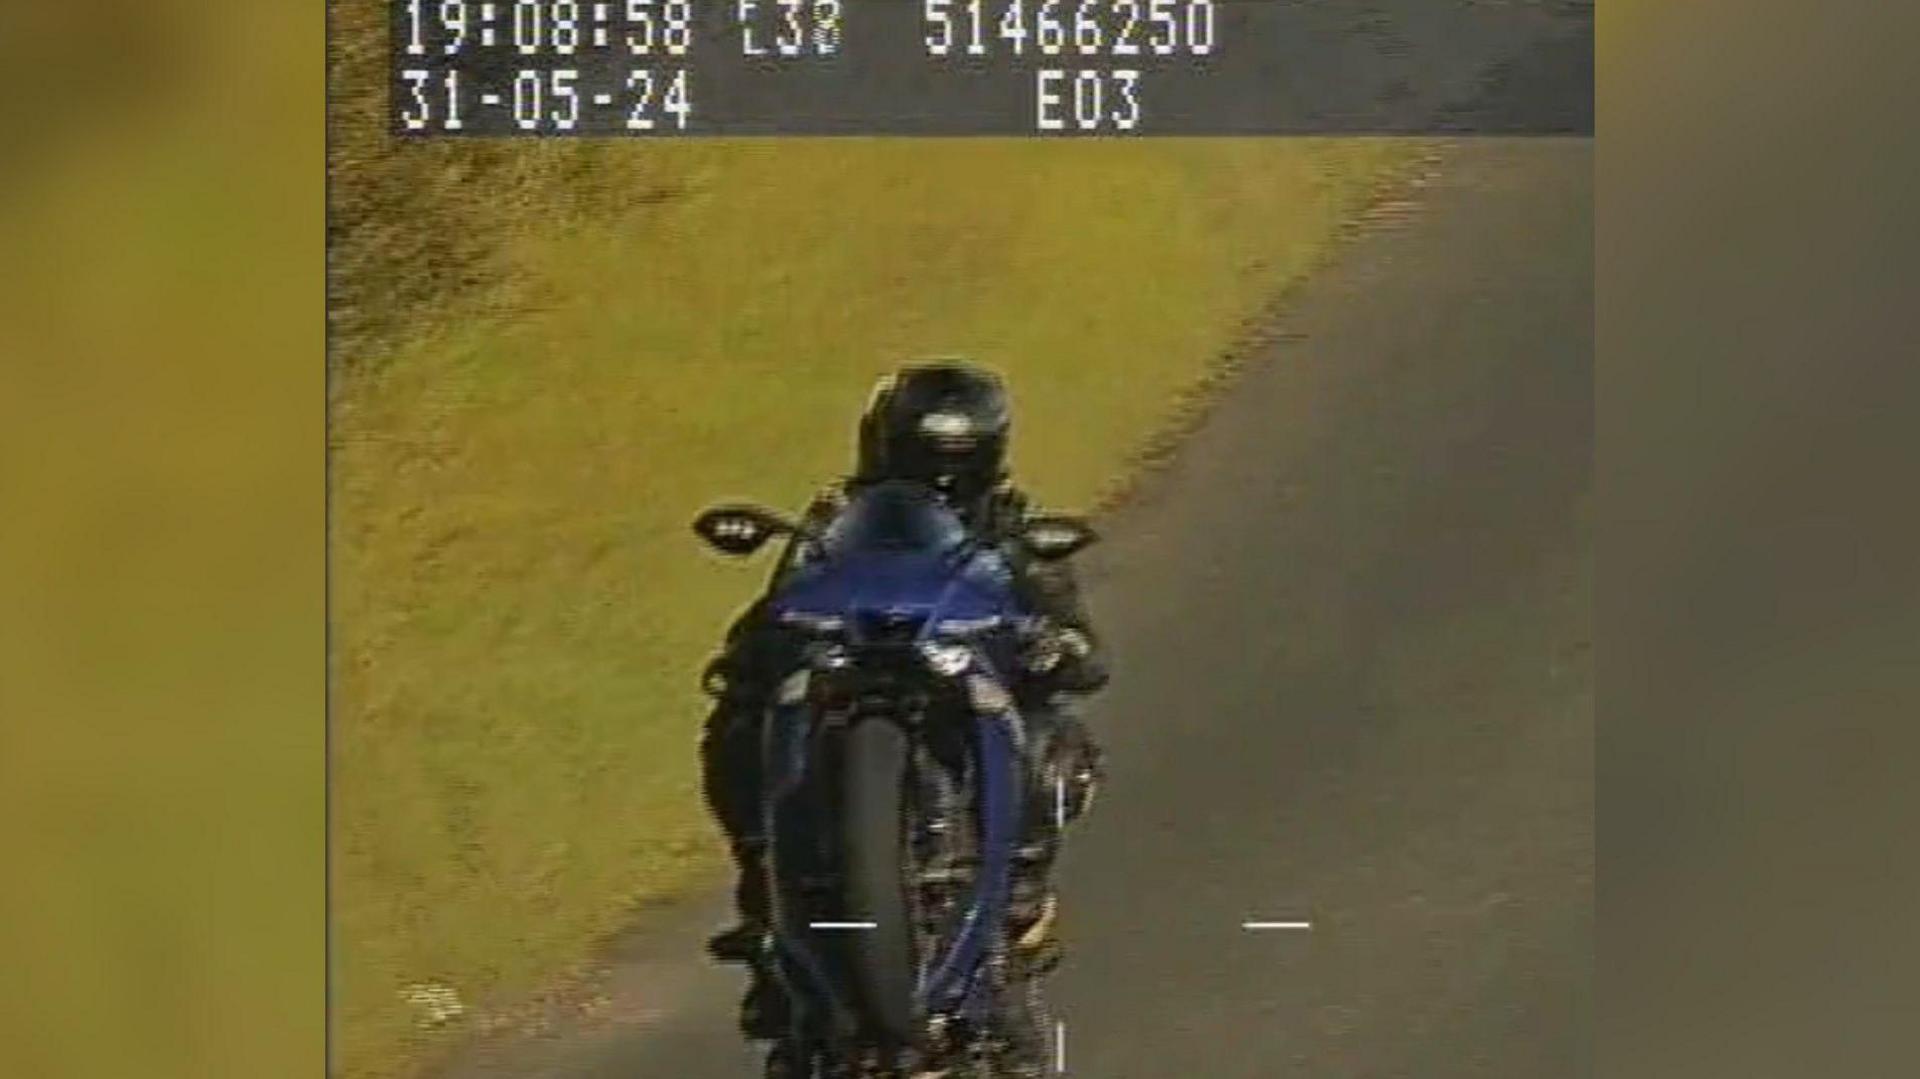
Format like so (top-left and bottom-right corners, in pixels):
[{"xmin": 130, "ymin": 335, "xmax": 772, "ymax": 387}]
[{"xmin": 434, "ymin": 137, "xmax": 1593, "ymax": 1078}]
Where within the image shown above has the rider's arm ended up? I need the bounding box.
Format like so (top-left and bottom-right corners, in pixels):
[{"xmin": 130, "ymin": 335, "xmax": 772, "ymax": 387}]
[
  {"xmin": 1012, "ymin": 557, "xmax": 1109, "ymax": 694},
  {"xmin": 1021, "ymin": 558, "xmax": 1094, "ymax": 635},
  {"xmin": 997, "ymin": 486, "xmax": 1109, "ymax": 692}
]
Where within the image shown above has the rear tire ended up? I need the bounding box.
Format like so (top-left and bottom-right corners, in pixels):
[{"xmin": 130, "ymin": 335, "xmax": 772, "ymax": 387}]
[{"xmin": 837, "ymin": 718, "xmax": 919, "ymax": 1048}]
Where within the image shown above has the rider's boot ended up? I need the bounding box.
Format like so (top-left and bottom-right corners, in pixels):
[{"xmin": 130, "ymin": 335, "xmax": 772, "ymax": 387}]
[
  {"xmin": 1010, "ymin": 891, "xmax": 1064, "ymax": 977},
  {"xmin": 706, "ymin": 839, "xmax": 771, "ymax": 964},
  {"xmin": 705, "ymin": 839, "xmax": 791, "ymax": 1040},
  {"xmin": 761, "ymin": 1039, "xmax": 805, "ymax": 1079},
  {"xmin": 738, "ymin": 970, "xmax": 790, "ymax": 1041},
  {"xmin": 991, "ymin": 973, "xmax": 1055, "ymax": 1078}
]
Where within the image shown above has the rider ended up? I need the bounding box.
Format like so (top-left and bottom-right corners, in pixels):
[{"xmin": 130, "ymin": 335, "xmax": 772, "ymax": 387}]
[{"xmin": 698, "ymin": 361, "xmax": 1109, "ymax": 1047}]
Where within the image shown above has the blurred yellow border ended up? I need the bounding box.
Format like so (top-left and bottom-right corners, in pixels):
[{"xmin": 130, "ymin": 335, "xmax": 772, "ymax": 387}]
[{"xmin": 0, "ymin": 4, "xmax": 323, "ymax": 1077}]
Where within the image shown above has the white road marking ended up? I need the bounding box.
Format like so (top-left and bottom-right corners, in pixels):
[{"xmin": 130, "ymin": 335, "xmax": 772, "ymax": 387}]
[
  {"xmin": 1242, "ymin": 920, "xmax": 1313, "ymax": 930},
  {"xmin": 808, "ymin": 921, "xmax": 877, "ymax": 930},
  {"xmin": 594, "ymin": 93, "xmax": 614, "ymax": 105},
  {"xmin": 1055, "ymin": 1020, "xmax": 1067, "ymax": 1073},
  {"xmin": 480, "ymin": 93, "xmax": 502, "ymax": 106}
]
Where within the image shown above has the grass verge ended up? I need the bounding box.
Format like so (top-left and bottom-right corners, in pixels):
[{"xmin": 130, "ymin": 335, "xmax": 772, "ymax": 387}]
[{"xmin": 330, "ymin": 137, "xmax": 1419, "ymax": 1078}]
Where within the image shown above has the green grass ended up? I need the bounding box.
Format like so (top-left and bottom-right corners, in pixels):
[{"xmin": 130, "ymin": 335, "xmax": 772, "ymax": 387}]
[{"xmin": 330, "ymin": 137, "xmax": 1417, "ymax": 1078}]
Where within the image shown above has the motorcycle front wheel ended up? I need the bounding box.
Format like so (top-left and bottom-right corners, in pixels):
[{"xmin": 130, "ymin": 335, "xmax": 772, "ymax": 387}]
[{"xmin": 836, "ymin": 717, "xmax": 920, "ymax": 1050}]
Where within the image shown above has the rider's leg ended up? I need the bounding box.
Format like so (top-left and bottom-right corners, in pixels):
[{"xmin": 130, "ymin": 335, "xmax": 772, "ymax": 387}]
[
  {"xmin": 990, "ymin": 966, "xmax": 1057, "ymax": 1078},
  {"xmin": 1017, "ymin": 701, "xmax": 1103, "ymax": 848},
  {"xmin": 1006, "ymin": 700, "xmax": 1102, "ymax": 974},
  {"xmin": 700, "ymin": 699, "xmax": 795, "ymax": 1040},
  {"xmin": 700, "ymin": 698, "xmax": 774, "ymax": 960},
  {"xmin": 699, "ymin": 608, "xmax": 789, "ymax": 955},
  {"xmin": 992, "ymin": 704, "xmax": 1099, "ymax": 1075}
]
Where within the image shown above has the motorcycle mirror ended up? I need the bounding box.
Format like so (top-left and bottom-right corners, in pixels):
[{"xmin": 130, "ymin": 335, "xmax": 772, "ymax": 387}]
[
  {"xmin": 692, "ymin": 505, "xmax": 795, "ymax": 557},
  {"xmin": 1019, "ymin": 515, "xmax": 1098, "ymax": 561}
]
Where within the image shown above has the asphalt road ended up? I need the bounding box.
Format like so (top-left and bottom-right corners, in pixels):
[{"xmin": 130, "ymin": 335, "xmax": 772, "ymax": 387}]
[{"xmin": 435, "ymin": 138, "xmax": 1593, "ymax": 1078}]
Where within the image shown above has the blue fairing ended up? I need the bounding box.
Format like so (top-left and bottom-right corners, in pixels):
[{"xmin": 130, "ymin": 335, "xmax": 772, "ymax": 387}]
[
  {"xmin": 768, "ymin": 478, "xmax": 1021, "ymax": 629},
  {"xmin": 757, "ymin": 481, "xmax": 1028, "ymax": 1028},
  {"xmin": 770, "ymin": 549, "xmax": 1015, "ymax": 628},
  {"xmin": 767, "ymin": 480, "xmax": 1016, "ymax": 628}
]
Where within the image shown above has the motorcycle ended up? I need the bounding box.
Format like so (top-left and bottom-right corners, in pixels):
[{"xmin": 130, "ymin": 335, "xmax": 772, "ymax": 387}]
[{"xmin": 693, "ymin": 480, "xmax": 1098, "ymax": 1078}]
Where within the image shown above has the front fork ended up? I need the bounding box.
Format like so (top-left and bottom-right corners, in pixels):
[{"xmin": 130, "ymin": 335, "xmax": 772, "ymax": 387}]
[{"xmin": 759, "ymin": 670, "xmax": 1058, "ymax": 1069}]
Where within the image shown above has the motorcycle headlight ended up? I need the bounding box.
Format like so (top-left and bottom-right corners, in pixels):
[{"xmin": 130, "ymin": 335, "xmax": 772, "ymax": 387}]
[
  {"xmin": 917, "ymin": 640, "xmax": 972, "ymax": 677},
  {"xmin": 778, "ymin": 610, "xmax": 845, "ymax": 632},
  {"xmin": 933, "ymin": 615, "xmax": 1003, "ymax": 635}
]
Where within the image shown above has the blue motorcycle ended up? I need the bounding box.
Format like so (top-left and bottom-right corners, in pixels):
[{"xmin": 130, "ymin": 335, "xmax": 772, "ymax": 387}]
[{"xmin": 694, "ymin": 480, "xmax": 1097, "ymax": 1078}]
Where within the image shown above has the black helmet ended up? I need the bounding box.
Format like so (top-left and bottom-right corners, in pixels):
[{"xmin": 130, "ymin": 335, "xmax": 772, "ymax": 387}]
[{"xmin": 857, "ymin": 361, "xmax": 1011, "ymax": 504}]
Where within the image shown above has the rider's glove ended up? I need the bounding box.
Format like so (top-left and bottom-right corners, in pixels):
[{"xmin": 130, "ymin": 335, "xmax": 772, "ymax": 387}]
[
  {"xmin": 1056, "ymin": 628, "xmax": 1094, "ymax": 661},
  {"xmin": 1019, "ymin": 626, "xmax": 1108, "ymax": 693},
  {"xmin": 1018, "ymin": 626, "xmax": 1068, "ymax": 676}
]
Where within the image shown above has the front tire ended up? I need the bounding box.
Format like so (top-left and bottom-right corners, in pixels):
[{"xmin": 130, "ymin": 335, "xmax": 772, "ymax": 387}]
[{"xmin": 837, "ymin": 718, "xmax": 919, "ymax": 1048}]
